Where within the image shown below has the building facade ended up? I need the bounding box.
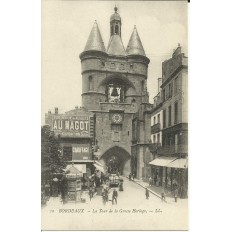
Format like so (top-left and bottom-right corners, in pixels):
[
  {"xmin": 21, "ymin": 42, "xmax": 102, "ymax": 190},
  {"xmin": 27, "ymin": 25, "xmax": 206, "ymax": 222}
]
[
  {"xmin": 45, "ymin": 106, "xmax": 95, "ymax": 180},
  {"xmin": 149, "ymin": 44, "xmax": 188, "ymax": 198},
  {"xmin": 79, "ymin": 7, "xmax": 151, "ymax": 177}
]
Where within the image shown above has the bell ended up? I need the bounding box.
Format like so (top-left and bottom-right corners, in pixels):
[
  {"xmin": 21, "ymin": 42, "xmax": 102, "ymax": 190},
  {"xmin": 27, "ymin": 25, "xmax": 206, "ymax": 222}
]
[{"xmin": 111, "ymin": 87, "xmax": 119, "ymax": 97}]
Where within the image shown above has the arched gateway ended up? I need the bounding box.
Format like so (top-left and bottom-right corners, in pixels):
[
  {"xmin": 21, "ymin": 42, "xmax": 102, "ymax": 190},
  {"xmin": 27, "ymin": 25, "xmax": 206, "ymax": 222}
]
[{"xmin": 100, "ymin": 146, "xmax": 130, "ymax": 176}]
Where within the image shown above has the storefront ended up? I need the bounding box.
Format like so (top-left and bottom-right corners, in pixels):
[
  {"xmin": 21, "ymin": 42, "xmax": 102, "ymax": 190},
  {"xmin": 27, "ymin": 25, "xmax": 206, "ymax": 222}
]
[{"xmin": 149, "ymin": 156, "xmax": 188, "ymax": 198}]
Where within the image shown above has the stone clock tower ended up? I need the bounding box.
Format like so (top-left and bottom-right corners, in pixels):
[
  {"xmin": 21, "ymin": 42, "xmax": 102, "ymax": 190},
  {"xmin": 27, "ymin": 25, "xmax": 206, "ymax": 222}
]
[{"xmin": 79, "ymin": 7, "xmax": 150, "ymax": 176}]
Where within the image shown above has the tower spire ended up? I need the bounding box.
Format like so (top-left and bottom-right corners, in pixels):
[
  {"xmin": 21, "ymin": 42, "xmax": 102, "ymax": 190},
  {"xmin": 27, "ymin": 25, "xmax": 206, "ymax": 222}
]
[
  {"xmin": 83, "ymin": 21, "xmax": 106, "ymax": 52},
  {"xmin": 126, "ymin": 26, "xmax": 146, "ymax": 56}
]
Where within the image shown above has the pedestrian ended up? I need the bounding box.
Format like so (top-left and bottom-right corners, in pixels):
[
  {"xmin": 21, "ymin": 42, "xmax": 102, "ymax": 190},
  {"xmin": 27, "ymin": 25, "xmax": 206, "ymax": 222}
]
[
  {"xmin": 119, "ymin": 182, "xmax": 123, "ymax": 191},
  {"xmin": 102, "ymin": 191, "xmax": 106, "ymax": 205},
  {"xmin": 112, "ymin": 189, "xmax": 118, "ymax": 205},
  {"xmin": 129, "ymin": 173, "xmax": 131, "ymax": 181},
  {"xmin": 149, "ymin": 177, "xmax": 152, "ymax": 186},
  {"xmin": 133, "ymin": 173, "xmax": 136, "ymax": 180},
  {"xmin": 174, "ymin": 188, "xmax": 178, "ymax": 202},
  {"xmin": 104, "ymin": 188, "xmax": 109, "ymax": 201},
  {"xmin": 145, "ymin": 188, "xmax": 149, "ymax": 199},
  {"xmin": 89, "ymin": 187, "xmax": 93, "ymax": 201},
  {"xmin": 161, "ymin": 192, "xmax": 166, "ymax": 202}
]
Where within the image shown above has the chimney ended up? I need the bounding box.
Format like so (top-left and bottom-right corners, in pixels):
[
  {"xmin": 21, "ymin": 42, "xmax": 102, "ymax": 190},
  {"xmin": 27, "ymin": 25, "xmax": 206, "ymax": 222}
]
[{"xmin": 55, "ymin": 107, "xmax": 58, "ymax": 114}]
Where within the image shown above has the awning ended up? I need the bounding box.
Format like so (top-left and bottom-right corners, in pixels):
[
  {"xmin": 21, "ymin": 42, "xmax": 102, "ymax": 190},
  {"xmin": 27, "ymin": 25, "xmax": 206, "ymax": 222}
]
[
  {"xmin": 149, "ymin": 156, "xmax": 178, "ymax": 167},
  {"xmin": 94, "ymin": 163, "xmax": 105, "ymax": 173},
  {"xmin": 95, "ymin": 161, "xmax": 104, "ymax": 167},
  {"xmin": 64, "ymin": 164, "xmax": 86, "ymax": 173},
  {"xmin": 167, "ymin": 158, "xmax": 188, "ymax": 169}
]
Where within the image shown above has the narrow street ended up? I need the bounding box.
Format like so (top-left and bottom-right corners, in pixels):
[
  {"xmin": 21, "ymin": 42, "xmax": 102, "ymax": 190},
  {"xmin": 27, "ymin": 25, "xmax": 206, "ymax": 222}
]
[{"xmin": 42, "ymin": 177, "xmax": 188, "ymax": 230}]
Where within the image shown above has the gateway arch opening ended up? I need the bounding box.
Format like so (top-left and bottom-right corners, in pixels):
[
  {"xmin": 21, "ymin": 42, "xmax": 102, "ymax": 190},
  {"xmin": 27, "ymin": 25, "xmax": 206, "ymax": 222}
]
[{"xmin": 100, "ymin": 146, "xmax": 131, "ymax": 176}]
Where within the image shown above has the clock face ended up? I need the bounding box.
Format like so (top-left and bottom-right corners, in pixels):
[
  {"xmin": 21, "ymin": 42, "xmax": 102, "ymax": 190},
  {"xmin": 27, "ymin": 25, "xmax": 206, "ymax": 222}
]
[{"xmin": 112, "ymin": 113, "xmax": 122, "ymax": 123}]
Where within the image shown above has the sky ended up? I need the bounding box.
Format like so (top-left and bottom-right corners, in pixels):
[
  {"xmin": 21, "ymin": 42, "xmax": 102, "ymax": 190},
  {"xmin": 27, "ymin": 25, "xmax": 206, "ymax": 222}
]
[{"xmin": 42, "ymin": 0, "xmax": 188, "ymax": 124}]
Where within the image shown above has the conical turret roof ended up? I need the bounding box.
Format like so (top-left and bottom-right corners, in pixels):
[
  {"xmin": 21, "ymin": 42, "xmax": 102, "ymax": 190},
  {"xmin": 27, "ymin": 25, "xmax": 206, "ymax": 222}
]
[
  {"xmin": 84, "ymin": 21, "xmax": 106, "ymax": 52},
  {"xmin": 107, "ymin": 35, "xmax": 126, "ymax": 56},
  {"xmin": 126, "ymin": 26, "xmax": 146, "ymax": 56}
]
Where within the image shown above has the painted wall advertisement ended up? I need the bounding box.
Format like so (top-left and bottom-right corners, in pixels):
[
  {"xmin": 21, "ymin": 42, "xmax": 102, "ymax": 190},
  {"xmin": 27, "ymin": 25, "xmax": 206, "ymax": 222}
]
[{"xmin": 52, "ymin": 115, "xmax": 90, "ymax": 137}]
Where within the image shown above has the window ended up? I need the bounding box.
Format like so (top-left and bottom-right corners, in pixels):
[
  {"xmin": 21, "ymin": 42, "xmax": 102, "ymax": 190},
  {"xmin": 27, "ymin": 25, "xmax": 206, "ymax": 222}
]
[
  {"xmin": 174, "ymin": 76, "xmax": 179, "ymax": 95},
  {"xmin": 110, "ymin": 62, "xmax": 115, "ymax": 69},
  {"xmin": 115, "ymin": 25, "xmax": 119, "ymax": 34},
  {"xmin": 141, "ymin": 80, "xmax": 144, "ymax": 92},
  {"xmin": 157, "ymin": 114, "xmax": 160, "ymax": 124},
  {"xmin": 113, "ymin": 131, "xmax": 120, "ymax": 142},
  {"xmin": 153, "ymin": 134, "xmax": 156, "ymax": 143},
  {"xmin": 157, "ymin": 133, "xmax": 160, "ymax": 143},
  {"xmin": 111, "ymin": 26, "xmax": 113, "ymax": 35},
  {"xmin": 111, "ymin": 124, "xmax": 122, "ymax": 131},
  {"xmin": 153, "ymin": 116, "xmax": 156, "ymax": 125},
  {"xmin": 162, "ymin": 89, "xmax": 165, "ymax": 102},
  {"xmin": 89, "ymin": 76, "xmax": 93, "ymax": 90},
  {"xmin": 163, "ymin": 109, "xmax": 166, "ymax": 128},
  {"xmin": 169, "ymin": 83, "xmax": 173, "ymax": 98},
  {"xmin": 174, "ymin": 101, "xmax": 178, "ymax": 124},
  {"xmin": 120, "ymin": 64, "xmax": 125, "ymax": 70},
  {"xmin": 168, "ymin": 105, "xmax": 172, "ymax": 126}
]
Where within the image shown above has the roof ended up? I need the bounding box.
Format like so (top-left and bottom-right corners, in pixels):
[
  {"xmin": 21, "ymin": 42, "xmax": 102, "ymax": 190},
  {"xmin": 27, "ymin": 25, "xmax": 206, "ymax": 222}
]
[
  {"xmin": 84, "ymin": 21, "xmax": 106, "ymax": 52},
  {"xmin": 107, "ymin": 35, "xmax": 126, "ymax": 56},
  {"xmin": 126, "ymin": 26, "xmax": 146, "ymax": 56}
]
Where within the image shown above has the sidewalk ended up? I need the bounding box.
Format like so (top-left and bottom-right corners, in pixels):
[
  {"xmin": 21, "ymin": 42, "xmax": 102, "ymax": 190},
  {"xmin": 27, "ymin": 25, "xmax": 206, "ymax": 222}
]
[{"xmin": 128, "ymin": 177, "xmax": 188, "ymax": 206}]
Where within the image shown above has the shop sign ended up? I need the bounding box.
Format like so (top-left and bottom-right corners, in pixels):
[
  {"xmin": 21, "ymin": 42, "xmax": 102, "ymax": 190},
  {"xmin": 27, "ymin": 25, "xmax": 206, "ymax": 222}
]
[
  {"xmin": 72, "ymin": 144, "xmax": 91, "ymax": 160},
  {"xmin": 52, "ymin": 115, "xmax": 90, "ymax": 137}
]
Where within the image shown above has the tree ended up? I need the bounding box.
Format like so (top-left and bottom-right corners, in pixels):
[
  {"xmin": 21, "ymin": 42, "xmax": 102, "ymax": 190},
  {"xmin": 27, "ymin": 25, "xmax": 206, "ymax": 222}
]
[{"xmin": 41, "ymin": 125, "xmax": 65, "ymax": 184}]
